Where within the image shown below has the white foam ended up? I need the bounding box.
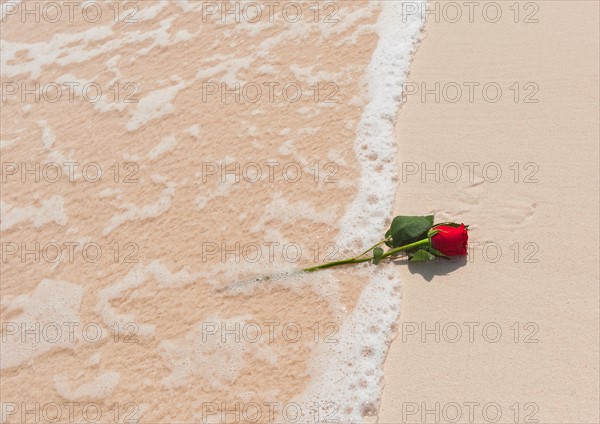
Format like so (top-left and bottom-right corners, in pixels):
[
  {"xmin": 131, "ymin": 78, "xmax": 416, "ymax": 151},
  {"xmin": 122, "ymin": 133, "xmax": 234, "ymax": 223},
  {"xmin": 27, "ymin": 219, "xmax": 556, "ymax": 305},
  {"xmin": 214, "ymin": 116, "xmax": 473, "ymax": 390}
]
[
  {"xmin": 175, "ymin": 0, "xmax": 204, "ymax": 13},
  {"xmin": 97, "ymin": 187, "xmax": 121, "ymax": 199},
  {"xmin": 184, "ymin": 124, "xmax": 201, "ymax": 138},
  {"xmin": 338, "ymin": 2, "xmax": 424, "ymax": 248},
  {"xmin": 159, "ymin": 318, "xmax": 251, "ymax": 390},
  {"xmin": 0, "ymin": 279, "xmax": 84, "ymax": 369},
  {"xmin": 291, "ymin": 1, "xmax": 426, "ymax": 421},
  {"xmin": 194, "ymin": 54, "xmax": 255, "ymax": 85},
  {"xmin": 196, "ymin": 179, "xmax": 234, "ymax": 209},
  {"xmin": 0, "ymin": 13, "xmax": 195, "ymax": 80},
  {"xmin": 289, "ymin": 63, "xmax": 341, "ymax": 86},
  {"xmin": 95, "ymin": 261, "xmax": 198, "ymax": 338},
  {"xmin": 54, "ymin": 371, "xmax": 120, "ymax": 400},
  {"xmin": 126, "ymin": 78, "xmax": 186, "ymax": 131},
  {"xmin": 0, "ymin": 27, "xmax": 113, "ymax": 79},
  {"xmin": 0, "ymin": 196, "xmax": 67, "ymax": 231},
  {"xmin": 318, "ymin": 2, "xmax": 379, "ymax": 40},
  {"xmin": 0, "ymin": 138, "xmax": 17, "ymax": 149},
  {"xmin": 89, "ymin": 352, "xmax": 102, "ymax": 365},
  {"xmin": 135, "ymin": 0, "xmax": 169, "ymax": 22},
  {"xmin": 278, "ymin": 139, "xmax": 296, "ymax": 156},
  {"xmin": 102, "ymin": 180, "xmax": 175, "ymax": 235},
  {"xmin": 148, "ymin": 134, "xmax": 177, "ymax": 159},
  {"xmin": 250, "ymin": 195, "xmax": 339, "ymax": 232},
  {"xmin": 37, "ymin": 120, "xmax": 56, "ymax": 150}
]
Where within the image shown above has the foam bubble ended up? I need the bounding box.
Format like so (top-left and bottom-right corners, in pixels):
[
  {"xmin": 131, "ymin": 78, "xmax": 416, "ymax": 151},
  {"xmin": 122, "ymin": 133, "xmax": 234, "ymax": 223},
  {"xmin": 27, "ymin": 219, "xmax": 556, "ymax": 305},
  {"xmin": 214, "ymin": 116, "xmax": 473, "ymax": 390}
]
[
  {"xmin": 0, "ymin": 196, "xmax": 67, "ymax": 231},
  {"xmin": 159, "ymin": 318, "xmax": 253, "ymax": 389},
  {"xmin": 148, "ymin": 134, "xmax": 177, "ymax": 160},
  {"xmin": 54, "ymin": 371, "xmax": 120, "ymax": 400},
  {"xmin": 126, "ymin": 78, "xmax": 186, "ymax": 131},
  {"xmin": 95, "ymin": 261, "xmax": 198, "ymax": 337},
  {"xmin": 102, "ymin": 180, "xmax": 176, "ymax": 235},
  {"xmin": 1, "ymin": 279, "xmax": 84, "ymax": 369},
  {"xmin": 37, "ymin": 120, "xmax": 56, "ymax": 150}
]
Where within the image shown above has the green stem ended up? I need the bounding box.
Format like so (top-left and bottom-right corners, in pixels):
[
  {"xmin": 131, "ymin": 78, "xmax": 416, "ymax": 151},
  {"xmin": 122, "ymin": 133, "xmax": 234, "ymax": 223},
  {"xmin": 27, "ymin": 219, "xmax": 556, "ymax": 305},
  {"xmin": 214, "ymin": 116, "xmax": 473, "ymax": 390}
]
[
  {"xmin": 350, "ymin": 238, "xmax": 388, "ymax": 260},
  {"xmin": 302, "ymin": 238, "xmax": 430, "ymax": 273},
  {"xmin": 380, "ymin": 238, "xmax": 430, "ymax": 260},
  {"xmin": 302, "ymin": 256, "xmax": 373, "ymax": 273}
]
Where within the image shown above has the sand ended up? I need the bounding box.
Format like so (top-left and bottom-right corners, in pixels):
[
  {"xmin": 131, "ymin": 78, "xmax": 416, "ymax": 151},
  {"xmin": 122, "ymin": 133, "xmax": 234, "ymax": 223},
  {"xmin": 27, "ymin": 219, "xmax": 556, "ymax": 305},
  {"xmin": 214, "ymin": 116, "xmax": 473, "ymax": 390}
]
[
  {"xmin": 378, "ymin": 1, "xmax": 600, "ymax": 423},
  {"xmin": 1, "ymin": 1, "xmax": 598, "ymax": 423},
  {"xmin": 1, "ymin": 2, "xmax": 413, "ymax": 422}
]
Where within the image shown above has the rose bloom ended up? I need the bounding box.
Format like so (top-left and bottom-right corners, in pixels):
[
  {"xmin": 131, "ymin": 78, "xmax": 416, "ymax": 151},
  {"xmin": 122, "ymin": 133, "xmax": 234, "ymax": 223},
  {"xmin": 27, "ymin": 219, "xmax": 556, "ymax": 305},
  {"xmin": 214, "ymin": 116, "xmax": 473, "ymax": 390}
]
[{"xmin": 431, "ymin": 224, "xmax": 468, "ymax": 256}]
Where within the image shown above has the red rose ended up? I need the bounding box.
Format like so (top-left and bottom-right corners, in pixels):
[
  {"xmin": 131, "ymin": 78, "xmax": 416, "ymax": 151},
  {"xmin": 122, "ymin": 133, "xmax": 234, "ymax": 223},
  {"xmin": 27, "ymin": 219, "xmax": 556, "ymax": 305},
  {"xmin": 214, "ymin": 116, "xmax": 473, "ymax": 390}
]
[{"xmin": 431, "ymin": 224, "xmax": 468, "ymax": 256}]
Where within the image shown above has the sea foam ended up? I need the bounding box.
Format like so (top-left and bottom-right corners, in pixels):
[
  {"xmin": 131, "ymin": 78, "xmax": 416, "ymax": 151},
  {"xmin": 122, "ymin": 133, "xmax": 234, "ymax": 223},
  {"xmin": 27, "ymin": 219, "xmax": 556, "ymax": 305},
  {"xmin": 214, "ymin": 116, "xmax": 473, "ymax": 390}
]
[{"xmin": 290, "ymin": 1, "xmax": 426, "ymax": 421}]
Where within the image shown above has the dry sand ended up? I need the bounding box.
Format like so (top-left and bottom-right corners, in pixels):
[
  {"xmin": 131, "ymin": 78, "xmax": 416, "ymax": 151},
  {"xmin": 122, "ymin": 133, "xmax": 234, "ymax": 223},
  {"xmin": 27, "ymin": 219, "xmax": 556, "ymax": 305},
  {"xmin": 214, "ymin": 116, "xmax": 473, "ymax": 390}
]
[{"xmin": 379, "ymin": 1, "xmax": 600, "ymax": 423}]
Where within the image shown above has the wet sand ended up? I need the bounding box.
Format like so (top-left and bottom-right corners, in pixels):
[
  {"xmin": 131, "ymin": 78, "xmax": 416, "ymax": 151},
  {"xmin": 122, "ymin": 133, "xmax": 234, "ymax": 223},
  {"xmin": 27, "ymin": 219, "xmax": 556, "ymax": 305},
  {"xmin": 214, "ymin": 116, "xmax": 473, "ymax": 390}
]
[{"xmin": 1, "ymin": 1, "xmax": 417, "ymax": 422}]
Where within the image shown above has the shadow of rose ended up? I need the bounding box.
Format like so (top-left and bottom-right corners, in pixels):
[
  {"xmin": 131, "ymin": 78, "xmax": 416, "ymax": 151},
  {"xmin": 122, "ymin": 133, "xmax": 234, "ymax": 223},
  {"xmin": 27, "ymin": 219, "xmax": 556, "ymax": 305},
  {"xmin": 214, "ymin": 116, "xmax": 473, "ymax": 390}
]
[{"xmin": 391, "ymin": 255, "xmax": 468, "ymax": 282}]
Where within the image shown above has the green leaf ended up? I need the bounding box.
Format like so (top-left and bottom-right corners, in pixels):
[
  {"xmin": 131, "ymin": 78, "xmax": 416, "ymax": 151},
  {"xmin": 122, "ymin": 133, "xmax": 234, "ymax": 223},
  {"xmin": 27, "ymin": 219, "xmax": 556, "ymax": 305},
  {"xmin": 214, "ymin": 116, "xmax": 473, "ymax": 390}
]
[
  {"xmin": 372, "ymin": 247, "xmax": 384, "ymax": 265},
  {"xmin": 408, "ymin": 249, "xmax": 436, "ymax": 262},
  {"xmin": 384, "ymin": 215, "xmax": 434, "ymax": 248},
  {"xmin": 424, "ymin": 246, "xmax": 449, "ymax": 258}
]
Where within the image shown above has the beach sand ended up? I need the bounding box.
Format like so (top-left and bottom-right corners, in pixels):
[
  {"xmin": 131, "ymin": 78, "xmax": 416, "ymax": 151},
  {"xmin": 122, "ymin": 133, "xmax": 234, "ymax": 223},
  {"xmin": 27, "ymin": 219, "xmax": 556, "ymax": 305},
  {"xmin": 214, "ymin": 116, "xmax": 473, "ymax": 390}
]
[
  {"xmin": 1, "ymin": 2, "xmax": 418, "ymax": 422},
  {"xmin": 379, "ymin": 1, "xmax": 600, "ymax": 423},
  {"xmin": 0, "ymin": 1, "xmax": 598, "ymax": 423}
]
